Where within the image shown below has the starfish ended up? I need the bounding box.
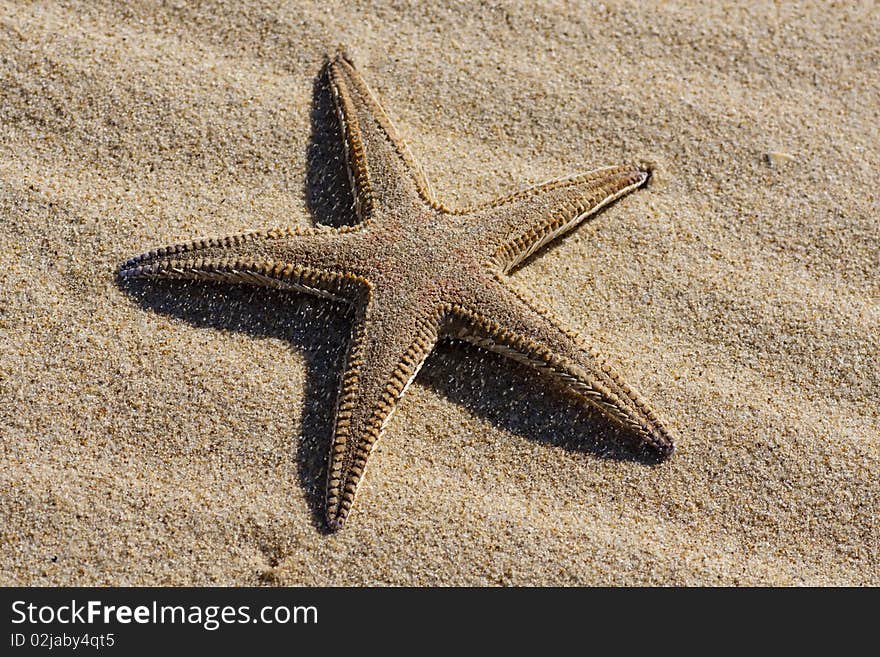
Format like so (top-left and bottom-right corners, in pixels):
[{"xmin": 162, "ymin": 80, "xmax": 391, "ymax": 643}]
[{"xmin": 119, "ymin": 51, "xmax": 675, "ymax": 530}]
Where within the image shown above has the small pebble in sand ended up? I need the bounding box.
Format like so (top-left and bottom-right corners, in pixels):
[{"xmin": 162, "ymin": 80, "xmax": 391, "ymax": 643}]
[{"xmin": 765, "ymin": 150, "xmax": 796, "ymax": 168}]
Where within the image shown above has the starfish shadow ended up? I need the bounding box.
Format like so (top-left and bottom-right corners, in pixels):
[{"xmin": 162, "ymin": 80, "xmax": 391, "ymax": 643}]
[
  {"xmin": 120, "ymin": 279, "xmax": 351, "ymax": 535},
  {"xmin": 421, "ymin": 341, "xmax": 664, "ymax": 464},
  {"xmin": 305, "ymin": 66, "xmax": 358, "ymax": 228},
  {"xmin": 116, "ymin": 66, "xmax": 661, "ymax": 535},
  {"xmin": 120, "ymin": 278, "xmax": 660, "ymax": 535}
]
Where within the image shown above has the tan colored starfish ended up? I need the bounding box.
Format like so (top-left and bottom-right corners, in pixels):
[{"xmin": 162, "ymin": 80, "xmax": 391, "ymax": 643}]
[{"xmin": 119, "ymin": 51, "xmax": 675, "ymax": 530}]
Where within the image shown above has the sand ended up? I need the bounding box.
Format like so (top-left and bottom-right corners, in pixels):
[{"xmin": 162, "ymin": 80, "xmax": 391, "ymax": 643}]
[{"xmin": 1, "ymin": 0, "xmax": 877, "ymax": 585}]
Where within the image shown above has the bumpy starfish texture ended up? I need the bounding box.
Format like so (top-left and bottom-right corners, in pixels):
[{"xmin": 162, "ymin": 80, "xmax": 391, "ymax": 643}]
[{"xmin": 119, "ymin": 52, "xmax": 675, "ymax": 530}]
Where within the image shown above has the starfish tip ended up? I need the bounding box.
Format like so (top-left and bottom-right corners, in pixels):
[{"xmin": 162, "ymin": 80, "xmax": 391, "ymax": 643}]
[
  {"xmin": 652, "ymin": 432, "xmax": 676, "ymax": 460},
  {"xmin": 326, "ymin": 514, "xmax": 346, "ymax": 532},
  {"xmin": 326, "ymin": 45, "xmax": 353, "ymax": 67},
  {"xmin": 116, "ymin": 258, "xmax": 141, "ymax": 281},
  {"xmin": 632, "ymin": 160, "xmax": 657, "ymax": 188}
]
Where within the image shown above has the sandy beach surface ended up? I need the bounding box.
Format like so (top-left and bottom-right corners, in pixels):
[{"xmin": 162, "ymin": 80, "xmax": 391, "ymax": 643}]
[{"xmin": 1, "ymin": 0, "xmax": 877, "ymax": 585}]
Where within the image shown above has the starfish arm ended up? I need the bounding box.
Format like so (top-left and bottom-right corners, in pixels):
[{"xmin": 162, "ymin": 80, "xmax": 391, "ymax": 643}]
[
  {"xmin": 327, "ymin": 51, "xmax": 436, "ymax": 221},
  {"xmin": 445, "ymin": 276, "xmax": 675, "ymax": 455},
  {"xmin": 463, "ymin": 165, "xmax": 649, "ymax": 272},
  {"xmin": 118, "ymin": 226, "xmax": 366, "ymax": 301},
  {"xmin": 326, "ymin": 291, "xmax": 442, "ymax": 530}
]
